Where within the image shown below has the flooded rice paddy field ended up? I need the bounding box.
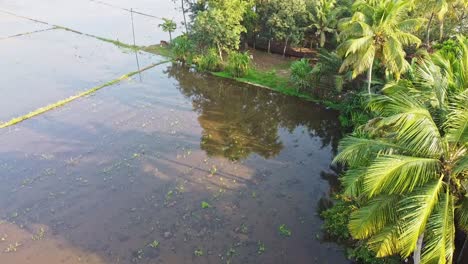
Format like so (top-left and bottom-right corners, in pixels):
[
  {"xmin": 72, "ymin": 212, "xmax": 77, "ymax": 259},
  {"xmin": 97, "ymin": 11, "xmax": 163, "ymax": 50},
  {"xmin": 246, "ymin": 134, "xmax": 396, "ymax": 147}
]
[
  {"xmin": 0, "ymin": 0, "xmax": 183, "ymax": 46},
  {"xmin": 0, "ymin": 27, "xmax": 160, "ymax": 122},
  {"xmin": 1, "ymin": 1, "xmax": 348, "ymax": 263}
]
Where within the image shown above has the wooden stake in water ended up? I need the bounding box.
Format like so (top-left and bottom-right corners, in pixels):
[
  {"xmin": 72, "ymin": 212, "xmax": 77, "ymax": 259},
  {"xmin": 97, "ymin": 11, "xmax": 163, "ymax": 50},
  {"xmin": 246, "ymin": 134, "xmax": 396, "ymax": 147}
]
[{"xmin": 130, "ymin": 8, "xmax": 142, "ymax": 81}]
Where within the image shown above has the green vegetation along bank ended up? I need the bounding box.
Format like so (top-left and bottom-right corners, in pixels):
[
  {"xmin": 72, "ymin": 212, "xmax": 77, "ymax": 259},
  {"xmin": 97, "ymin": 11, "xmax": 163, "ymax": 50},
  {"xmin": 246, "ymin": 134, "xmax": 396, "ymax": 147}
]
[{"xmin": 152, "ymin": 0, "xmax": 468, "ymax": 263}]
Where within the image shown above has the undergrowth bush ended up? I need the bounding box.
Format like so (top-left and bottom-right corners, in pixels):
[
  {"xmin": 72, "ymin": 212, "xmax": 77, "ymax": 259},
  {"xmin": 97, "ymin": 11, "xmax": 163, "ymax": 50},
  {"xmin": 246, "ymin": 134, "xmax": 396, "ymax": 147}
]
[
  {"xmin": 321, "ymin": 200, "xmax": 401, "ymax": 264},
  {"xmin": 290, "ymin": 58, "xmax": 313, "ymax": 91},
  {"xmin": 171, "ymin": 35, "xmax": 194, "ymax": 64},
  {"xmin": 226, "ymin": 51, "xmax": 251, "ymax": 77},
  {"xmin": 321, "ymin": 200, "xmax": 352, "ymax": 242},
  {"xmin": 196, "ymin": 48, "xmax": 223, "ymax": 72}
]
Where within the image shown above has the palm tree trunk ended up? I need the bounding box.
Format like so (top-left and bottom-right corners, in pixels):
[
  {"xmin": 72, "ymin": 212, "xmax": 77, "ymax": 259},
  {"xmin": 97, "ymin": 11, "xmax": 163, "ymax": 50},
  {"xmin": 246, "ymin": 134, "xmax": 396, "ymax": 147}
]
[
  {"xmin": 268, "ymin": 39, "xmax": 271, "ymax": 53},
  {"xmin": 217, "ymin": 43, "xmax": 223, "ymax": 61},
  {"xmin": 426, "ymin": 12, "xmax": 434, "ymax": 46},
  {"xmin": 413, "ymin": 233, "xmax": 424, "ymax": 264},
  {"xmin": 253, "ymin": 32, "xmax": 256, "ymax": 49},
  {"xmin": 367, "ymin": 62, "xmax": 373, "ymax": 95},
  {"xmin": 181, "ymin": 0, "xmax": 188, "ymax": 34},
  {"xmin": 283, "ymin": 36, "xmax": 289, "ymax": 57},
  {"xmin": 439, "ymin": 20, "xmax": 444, "ymax": 41},
  {"xmin": 320, "ymin": 32, "xmax": 326, "ymax": 48},
  {"xmin": 169, "ymin": 31, "xmax": 172, "ymax": 42}
]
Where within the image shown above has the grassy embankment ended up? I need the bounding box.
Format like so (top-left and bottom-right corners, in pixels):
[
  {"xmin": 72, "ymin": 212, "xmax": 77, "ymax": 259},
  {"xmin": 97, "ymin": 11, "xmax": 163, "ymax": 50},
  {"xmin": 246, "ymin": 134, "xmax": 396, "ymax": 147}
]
[{"xmin": 144, "ymin": 45, "xmax": 343, "ymax": 110}]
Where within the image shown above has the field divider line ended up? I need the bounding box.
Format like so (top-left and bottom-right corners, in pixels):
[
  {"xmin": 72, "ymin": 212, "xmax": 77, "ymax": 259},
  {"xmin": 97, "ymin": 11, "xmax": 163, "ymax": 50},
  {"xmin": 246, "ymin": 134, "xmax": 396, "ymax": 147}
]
[
  {"xmin": 0, "ymin": 9, "xmax": 149, "ymax": 53},
  {"xmin": 0, "ymin": 61, "xmax": 170, "ymax": 129},
  {"xmin": 1, "ymin": 27, "xmax": 57, "ymax": 40}
]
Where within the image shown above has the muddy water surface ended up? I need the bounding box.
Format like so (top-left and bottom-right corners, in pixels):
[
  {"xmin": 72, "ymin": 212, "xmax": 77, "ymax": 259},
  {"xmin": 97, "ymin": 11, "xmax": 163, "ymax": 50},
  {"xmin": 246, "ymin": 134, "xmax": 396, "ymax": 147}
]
[{"xmin": 0, "ymin": 63, "xmax": 347, "ymax": 263}]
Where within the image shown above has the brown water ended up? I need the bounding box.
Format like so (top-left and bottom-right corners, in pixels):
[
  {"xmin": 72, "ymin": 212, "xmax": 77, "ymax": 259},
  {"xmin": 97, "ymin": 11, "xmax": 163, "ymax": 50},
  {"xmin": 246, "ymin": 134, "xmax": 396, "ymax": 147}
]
[{"xmin": 0, "ymin": 62, "xmax": 347, "ymax": 263}]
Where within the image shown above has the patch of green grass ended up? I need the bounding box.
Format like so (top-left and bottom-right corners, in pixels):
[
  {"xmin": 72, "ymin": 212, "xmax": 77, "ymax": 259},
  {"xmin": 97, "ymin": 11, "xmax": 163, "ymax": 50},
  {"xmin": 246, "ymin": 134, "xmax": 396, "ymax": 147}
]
[
  {"xmin": 143, "ymin": 44, "xmax": 173, "ymax": 58},
  {"xmin": 211, "ymin": 67, "xmax": 345, "ymax": 111},
  {"xmin": 201, "ymin": 201, "xmax": 211, "ymax": 209},
  {"xmin": 278, "ymin": 224, "xmax": 291, "ymax": 237},
  {"xmin": 212, "ymin": 69, "xmax": 290, "ymax": 91},
  {"xmin": 96, "ymin": 37, "xmax": 139, "ymax": 51}
]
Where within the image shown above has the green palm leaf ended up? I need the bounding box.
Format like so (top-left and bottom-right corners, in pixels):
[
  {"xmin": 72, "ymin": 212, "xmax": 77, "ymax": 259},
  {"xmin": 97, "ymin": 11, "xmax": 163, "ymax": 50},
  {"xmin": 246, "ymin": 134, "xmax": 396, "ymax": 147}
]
[
  {"xmin": 457, "ymin": 197, "xmax": 468, "ymax": 232},
  {"xmin": 367, "ymin": 223, "xmax": 401, "ymax": 257},
  {"xmin": 369, "ymin": 94, "xmax": 444, "ymax": 157},
  {"xmin": 445, "ymin": 92, "xmax": 468, "ymax": 144},
  {"xmin": 349, "ymin": 195, "xmax": 400, "ymax": 239},
  {"xmin": 364, "ymin": 155, "xmax": 440, "ymax": 197},
  {"xmin": 397, "ymin": 177, "xmax": 444, "ymax": 257},
  {"xmin": 422, "ymin": 189, "xmax": 455, "ymax": 264}
]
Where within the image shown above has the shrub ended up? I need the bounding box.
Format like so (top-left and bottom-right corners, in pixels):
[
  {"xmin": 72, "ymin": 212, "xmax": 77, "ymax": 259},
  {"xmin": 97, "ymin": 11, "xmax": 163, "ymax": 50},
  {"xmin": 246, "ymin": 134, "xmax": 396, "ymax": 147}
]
[
  {"xmin": 290, "ymin": 58, "xmax": 313, "ymax": 91},
  {"xmin": 196, "ymin": 48, "xmax": 223, "ymax": 72},
  {"xmin": 320, "ymin": 200, "xmax": 352, "ymax": 242},
  {"xmin": 322, "ymin": 200, "xmax": 402, "ymax": 264},
  {"xmin": 433, "ymin": 38, "xmax": 461, "ymax": 55},
  {"xmin": 347, "ymin": 244, "xmax": 400, "ymax": 264},
  {"xmin": 171, "ymin": 35, "xmax": 194, "ymax": 64},
  {"xmin": 226, "ymin": 51, "xmax": 251, "ymax": 77}
]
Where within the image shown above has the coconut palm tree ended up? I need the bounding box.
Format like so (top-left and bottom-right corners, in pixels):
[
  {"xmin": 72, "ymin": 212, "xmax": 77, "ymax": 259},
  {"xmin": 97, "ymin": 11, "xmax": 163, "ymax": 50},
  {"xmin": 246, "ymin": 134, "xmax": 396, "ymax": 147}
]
[
  {"xmin": 337, "ymin": 0, "xmax": 423, "ymax": 94},
  {"xmin": 334, "ymin": 47, "xmax": 468, "ymax": 263},
  {"xmin": 159, "ymin": 18, "xmax": 177, "ymax": 42},
  {"xmin": 307, "ymin": 0, "xmax": 346, "ymax": 48}
]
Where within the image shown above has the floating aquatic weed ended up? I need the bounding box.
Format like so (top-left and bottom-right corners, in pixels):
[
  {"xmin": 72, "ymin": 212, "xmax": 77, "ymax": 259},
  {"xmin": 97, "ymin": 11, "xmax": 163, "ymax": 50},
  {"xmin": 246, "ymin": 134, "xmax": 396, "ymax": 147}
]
[
  {"xmin": 257, "ymin": 241, "xmax": 266, "ymax": 254},
  {"xmin": 278, "ymin": 224, "xmax": 291, "ymax": 237},
  {"xmin": 194, "ymin": 249, "xmax": 204, "ymax": 256},
  {"xmin": 32, "ymin": 227, "xmax": 46, "ymax": 241},
  {"xmin": 240, "ymin": 223, "xmax": 248, "ymax": 234},
  {"xmin": 227, "ymin": 247, "xmax": 236, "ymax": 257},
  {"xmin": 148, "ymin": 240, "xmax": 160, "ymax": 248},
  {"xmin": 201, "ymin": 201, "xmax": 211, "ymax": 209},
  {"xmin": 4, "ymin": 242, "xmax": 21, "ymax": 253}
]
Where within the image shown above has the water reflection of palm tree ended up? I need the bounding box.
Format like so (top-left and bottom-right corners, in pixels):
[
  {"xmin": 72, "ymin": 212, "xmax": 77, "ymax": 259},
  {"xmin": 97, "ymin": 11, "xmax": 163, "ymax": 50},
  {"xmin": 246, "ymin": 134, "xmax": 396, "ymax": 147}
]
[{"xmin": 164, "ymin": 63, "xmax": 342, "ymax": 160}]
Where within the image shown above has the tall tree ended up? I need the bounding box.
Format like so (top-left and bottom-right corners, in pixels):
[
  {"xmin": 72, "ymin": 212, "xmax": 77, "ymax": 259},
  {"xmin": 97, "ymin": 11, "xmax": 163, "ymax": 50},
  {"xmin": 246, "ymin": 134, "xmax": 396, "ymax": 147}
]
[
  {"xmin": 307, "ymin": 0, "xmax": 345, "ymax": 48},
  {"xmin": 159, "ymin": 18, "xmax": 177, "ymax": 42},
  {"xmin": 192, "ymin": 0, "xmax": 253, "ymax": 58},
  {"xmin": 337, "ymin": 0, "xmax": 423, "ymax": 94},
  {"xmin": 334, "ymin": 39, "xmax": 468, "ymax": 263},
  {"xmin": 266, "ymin": 0, "xmax": 308, "ymax": 56}
]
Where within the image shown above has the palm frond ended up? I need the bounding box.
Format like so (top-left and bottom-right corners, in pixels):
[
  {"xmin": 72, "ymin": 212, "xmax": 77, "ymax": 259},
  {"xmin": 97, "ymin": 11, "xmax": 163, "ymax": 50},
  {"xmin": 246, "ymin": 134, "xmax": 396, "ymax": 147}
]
[
  {"xmin": 397, "ymin": 177, "xmax": 444, "ymax": 257},
  {"xmin": 444, "ymin": 92, "xmax": 468, "ymax": 144},
  {"xmin": 333, "ymin": 136, "xmax": 403, "ymax": 167},
  {"xmin": 453, "ymin": 155, "xmax": 468, "ymax": 177},
  {"xmin": 369, "ymin": 94, "xmax": 444, "ymax": 157},
  {"xmin": 422, "ymin": 189, "xmax": 455, "ymax": 264},
  {"xmin": 349, "ymin": 195, "xmax": 400, "ymax": 239},
  {"xmin": 363, "ymin": 155, "xmax": 440, "ymax": 197},
  {"xmin": 367, "ymin": 223, "xmax": 401, "ymax": 257},
  {"xmin": 341, "ymin": 167, "xmax": 366, "ymax": 197},
  {"xmin": 457, "ymin": 196, "xmax": 468, "ymax": 233}
]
